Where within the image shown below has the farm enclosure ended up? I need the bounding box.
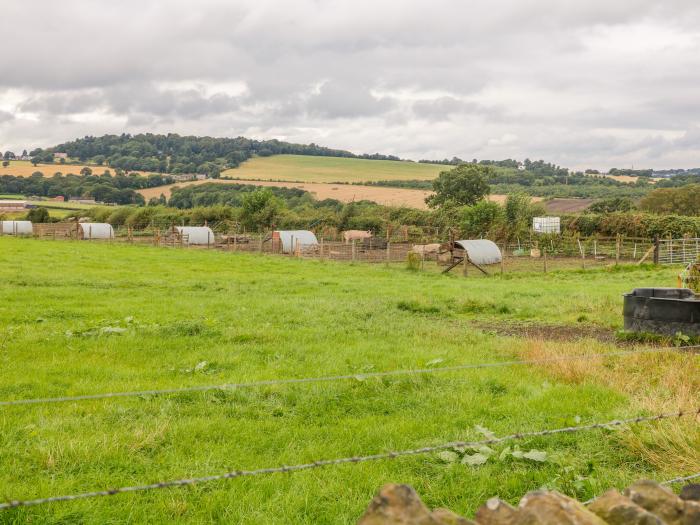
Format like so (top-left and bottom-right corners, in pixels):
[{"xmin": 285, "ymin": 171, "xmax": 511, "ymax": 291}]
[{"xmin": 0, "ymin": 238, "xmax": 697, "ymax": 523}]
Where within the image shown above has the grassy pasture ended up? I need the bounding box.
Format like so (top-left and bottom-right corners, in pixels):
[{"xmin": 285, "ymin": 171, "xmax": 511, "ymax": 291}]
[
  {"xmin": 0, "ymin": 238, "xmax": 697, "ymax": 524},
  {"xmin": 223, "ymin": 155, "xmax": 446, "ymax": 183}
]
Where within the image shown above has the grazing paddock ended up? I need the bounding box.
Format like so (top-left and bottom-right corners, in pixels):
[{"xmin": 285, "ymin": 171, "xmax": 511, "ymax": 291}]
[{"xmin": 0, "ymin": 238, "xmax": 697, "ymax": 523}]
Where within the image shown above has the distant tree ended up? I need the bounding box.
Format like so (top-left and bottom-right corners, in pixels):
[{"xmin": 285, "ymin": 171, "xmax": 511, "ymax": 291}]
[
  {"xmin": 26, "ymin": 207, "xmax": 51, "ymax": 223},
  {"xmin": 461, "ymin": 200, "xmax": 503, "ymax": 237},
  {"xmin": 426, "ymin": 164, "xmax": 492, "ymax": 208},
  {"xmin": 31, "ymin": 157, "xmax": 40, "ymax": 167},
  {"xmin": 639, "ymin": 184, "xmax": 700, "ymax": 216},
  {"xmin": 21, "ymin": 149, "xmax": 28, "ymax": 157},
  {"xmin": 504, "ymin": 193, "xmax": 546, "ymax": 238},
  {"xmin": 80, "ymin": 166, "xmax": 92, "ymax": 176},
  {"xmin": 59, "ymin": 157, "xmax": 66, "ymax": 164},
  {"xmin": 2, "ymin": 160, "xmax": 8, "ymax": 167},
  {"xmin": 588, "ymin": 197, "xmax": 635, "ymax": 213},
  {"xmin": 240, "ymin": 188, "xmax": 281, "ymax": 231},
  {"xmin": 3, "ymin": 151, "xmax": 15, "ymax": 160}
]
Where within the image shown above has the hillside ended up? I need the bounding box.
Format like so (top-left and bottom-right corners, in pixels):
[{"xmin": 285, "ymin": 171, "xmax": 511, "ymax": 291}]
[
  {"xmin": 223, "ymin": 154, "xmax": 446, "ymax": 183},
  {"xmin": 27, "ymin": 133, "xmax": 403, "ymax": 176}
]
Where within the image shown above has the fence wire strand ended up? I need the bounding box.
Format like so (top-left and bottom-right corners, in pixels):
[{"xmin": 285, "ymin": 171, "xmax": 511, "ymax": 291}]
[
  {"xmin": 0, "ymin": 408, "xmax": 697, "ymax": 510},
  {"xmin": 1, "ymin": 345, "xmax": 698, "ymax": 408},
  {"xmin": 661, "ymin": 471, "xmax": 700, "ymax": 486}
]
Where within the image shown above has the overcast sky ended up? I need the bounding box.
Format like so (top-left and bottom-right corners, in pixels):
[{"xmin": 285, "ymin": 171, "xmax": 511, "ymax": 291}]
[{"xmin": 2, "ymin": 0, "xmax": 700, "ymax": 170}]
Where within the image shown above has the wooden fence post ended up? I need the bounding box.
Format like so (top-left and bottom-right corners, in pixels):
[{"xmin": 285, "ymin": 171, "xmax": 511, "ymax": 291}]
[
  {"xmin": 615, "ymin": 234, "xmax": 621, "ymax": 265},
  {"xmin": 543, "ymin": 249, "xmax": 547, "ymax": 273},
  {"xmin": 351, "ymin": 239, "xmax": 357, "ymax": 262},
  {"xmin": 653, "ymin": 236, "xmax": 660, "ymax": 265},
  {"xmin": 385, "ymin": 241, "xmax": 391, "ymax": 265}
]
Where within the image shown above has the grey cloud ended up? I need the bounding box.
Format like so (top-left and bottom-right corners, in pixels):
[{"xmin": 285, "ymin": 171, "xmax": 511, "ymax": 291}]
[
  {"xmin": 2, "ymin": 0, "xmax": 700, "ymax": 168},
  {"xmin": 0, "ymin": 110, "xmax": 14, "ymax": 123},
  {"xmin": 306, "ymin": 81, "xmax": 393, "ymax": 119}
]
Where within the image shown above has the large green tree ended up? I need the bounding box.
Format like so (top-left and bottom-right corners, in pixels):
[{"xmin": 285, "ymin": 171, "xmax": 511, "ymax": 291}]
[
  {"xmin": 426, "ymin": 164, "xmax": 492, "ymax": 208},
  {"xmin": 240, "ymin": 188, "xmax": 281, "ymax": 231}
]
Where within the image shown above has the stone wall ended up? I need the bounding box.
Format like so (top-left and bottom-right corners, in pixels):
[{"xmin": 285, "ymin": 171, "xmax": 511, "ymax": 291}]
[{"xmin": 358, "ymin": 480, "xmax": 700, "ymax": 524}]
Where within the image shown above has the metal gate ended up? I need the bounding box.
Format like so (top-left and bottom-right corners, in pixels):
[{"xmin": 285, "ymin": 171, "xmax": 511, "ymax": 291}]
[{"xmin": 657, "ymin": 238, "xmax": 700, "ymax": 265}]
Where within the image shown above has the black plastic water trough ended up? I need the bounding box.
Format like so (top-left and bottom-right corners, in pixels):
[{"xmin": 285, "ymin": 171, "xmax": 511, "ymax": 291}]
[{"xmin": 623, "ymin": 288, "xmax": 700, "ymax": 337}]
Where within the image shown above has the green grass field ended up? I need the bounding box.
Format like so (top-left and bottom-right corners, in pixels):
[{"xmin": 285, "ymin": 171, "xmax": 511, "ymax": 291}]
[
  {"xmin": 0, "ymin": 238, "xmax": 697, "ymax": 523},
  {"xmin": 222, "ymin": 155, "xmax": 446, "ymax": 183}
]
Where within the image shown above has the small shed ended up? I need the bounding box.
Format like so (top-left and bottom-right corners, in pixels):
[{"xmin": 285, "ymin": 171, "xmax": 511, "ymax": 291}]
[
  {"xmin": 1, "ymin": 220, "xmax": 33, "ymax": 235},
  {"xmin": 78, "ymin": 223, "xmax": 114, "ymax": 240},
  {"xmin": 454, "ymin": 239, "xmax": 502, "ymax": 265},
  {"xmin": 274, "ymin": 230, "xmax": 319, "ymax": 254},
  {"xmin": 533, "ymin": 217, "xmax": 560, "ymax": 234},
  {"xmin": 174, "ymin": 226, "xmax": 215, "ymax": 246}
]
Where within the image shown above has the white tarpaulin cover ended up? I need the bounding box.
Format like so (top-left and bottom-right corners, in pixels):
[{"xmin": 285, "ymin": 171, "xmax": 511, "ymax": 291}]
[
  {"xmin": 174, "ymin": 226, "xmax": 214, "ymax": 245},
  {"xmin": 455, "ymin": 239, "xmax": 502, "ymax": 265},
  {"xmin": 79, "ymin": 223, "xmax": 114, "ymax": 240},
  {"xmin": 1, "ymin": 220, "xmax": 33, "ymax": 235},
  {"xmin": 277, "ymin": 230, "xmax": 319, "ymax": 253}
]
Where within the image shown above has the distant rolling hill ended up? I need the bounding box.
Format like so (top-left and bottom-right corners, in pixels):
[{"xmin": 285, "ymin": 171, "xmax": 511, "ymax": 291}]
[{"xmin": 222, "ymin": 154, "xmax": 446, "ymax": 183}]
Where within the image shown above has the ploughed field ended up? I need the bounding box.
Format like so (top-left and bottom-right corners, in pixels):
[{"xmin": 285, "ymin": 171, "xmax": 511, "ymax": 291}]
[{"xmin": 0, "ymin": 238, "xmax": 697, "ymax": 524}]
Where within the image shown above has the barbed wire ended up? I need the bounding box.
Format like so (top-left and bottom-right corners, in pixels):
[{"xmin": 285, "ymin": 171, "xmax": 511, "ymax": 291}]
[
  {"xmin": 0, "ymin": 408, "xmax": 696, "ymax": 510},
  {"xmin": 661, "ymin": 471, "xmax": 700, "ymax": 486},
  {"xmin": 2, "ymin": 345, "xmax": 697, "ymax": 408}
]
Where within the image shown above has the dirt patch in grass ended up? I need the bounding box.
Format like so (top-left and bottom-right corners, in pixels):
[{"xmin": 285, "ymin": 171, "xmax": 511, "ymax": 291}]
[{"xmin": 472, "ymin": 321, "xmax": 618, "ymax": 344}]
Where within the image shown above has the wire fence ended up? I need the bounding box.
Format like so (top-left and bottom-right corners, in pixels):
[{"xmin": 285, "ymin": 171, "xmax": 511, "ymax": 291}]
[
  {"xmin": 1, "ymin": 408, "xmax": 697, "ymax": 510},
  {"xmin": 2, "ymin": 345, "xmax": 696, "ymax": 408},
  {"xmin": 9, "ymin": 222, "xmax": 687, "ymax": 270},
  {"xmin": 660, "ymin": 471, "xmax": 700, "ymax": 486}
]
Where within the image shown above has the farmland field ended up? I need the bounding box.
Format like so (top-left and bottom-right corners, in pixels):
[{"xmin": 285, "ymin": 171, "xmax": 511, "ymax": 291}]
[
  {"xmin": 138, "ymin": 179, "xmax": 539, "ymax": 210},
  {"xmin": 0, "ymin": 160, "xmax": 149, "ymax": 178},
  {"xmin": 222, "ymin": 155, "xmax": 446, "ymax": 183},
  {"xmin": 0, "ymin": 238, "xmax": 697, "ymax": 523}
]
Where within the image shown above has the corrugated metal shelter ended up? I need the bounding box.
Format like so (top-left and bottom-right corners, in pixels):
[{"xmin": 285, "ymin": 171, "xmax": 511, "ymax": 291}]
[
  {"xmin": 275, "ymin": 230, "xmax": 319, "ymax": 254},
  {"xmin": 1, "ymin": 220, "xmax": 33, "ymax": 235},
  {"xmin": 78, "ymin": 223, "xmax": 114, "ymax": 240},
  {"xmin": 454, "ymin": 239, "xmax": 502, "ymax": 265},
  {"xmin": 174, "ymin": 226, "xmax": 215, "ymax": 246}
]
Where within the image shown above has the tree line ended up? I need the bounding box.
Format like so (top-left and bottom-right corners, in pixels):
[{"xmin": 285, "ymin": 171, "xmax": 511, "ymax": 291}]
[
  {"xmin": 0, "ymin": 170, "xmax": 174, "ymax": 205},
  {"xmin": 27, "ymin": 134, "xmax": 403, "ymax": 178}
]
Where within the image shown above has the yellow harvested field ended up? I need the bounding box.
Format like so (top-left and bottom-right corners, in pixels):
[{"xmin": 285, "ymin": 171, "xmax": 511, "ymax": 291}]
[
  {"xmin": 138, "ymin": 179, "xmax": 536, "ymax": 210},
  {"xmin": 223, "ymin": 154, "xmax": 446, "ymax": 183},
  {"xmin": 0, "ymin": 160, "xmax": 149, "ymax": 178}
]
